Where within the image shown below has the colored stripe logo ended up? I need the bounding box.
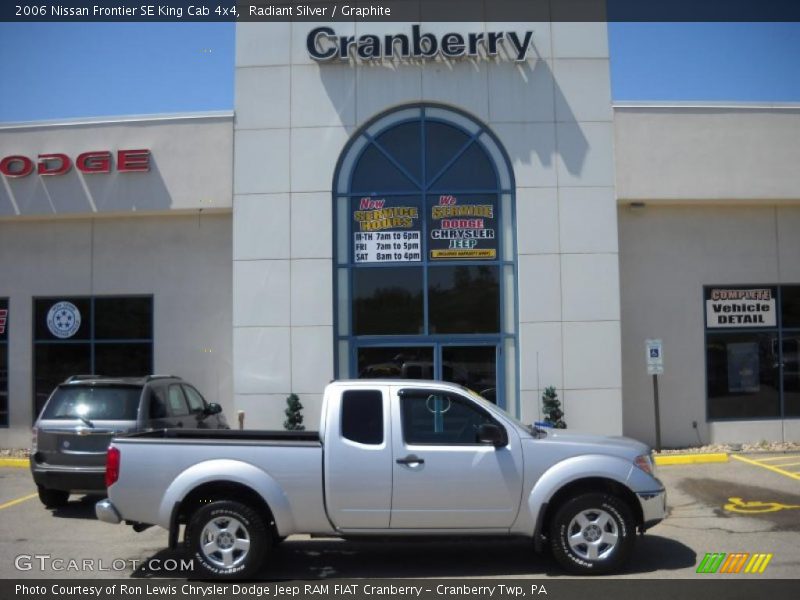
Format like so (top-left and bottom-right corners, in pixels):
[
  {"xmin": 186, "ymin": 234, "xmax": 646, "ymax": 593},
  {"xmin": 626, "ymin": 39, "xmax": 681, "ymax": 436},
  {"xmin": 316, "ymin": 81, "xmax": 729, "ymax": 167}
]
[{"xmin": 697, "ymin": 552, "xmax": 773, "ymax": 574}]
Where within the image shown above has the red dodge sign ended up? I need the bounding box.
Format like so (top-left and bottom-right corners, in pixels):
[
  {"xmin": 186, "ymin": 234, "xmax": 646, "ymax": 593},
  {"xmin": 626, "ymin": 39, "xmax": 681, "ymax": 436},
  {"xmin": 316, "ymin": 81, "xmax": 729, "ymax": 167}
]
[{"xmin": 0, "ymin": 149, "xmax": 150, "ymax": 177}]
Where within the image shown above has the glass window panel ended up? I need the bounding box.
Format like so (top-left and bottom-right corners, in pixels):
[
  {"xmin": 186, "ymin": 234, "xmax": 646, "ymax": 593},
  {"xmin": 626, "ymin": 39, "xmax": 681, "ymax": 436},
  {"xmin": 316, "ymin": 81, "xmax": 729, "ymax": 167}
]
[
  {"xmin": 350, "ymin": 144, "xmax": 418, "ymax": 193},
  {"xmin": 41, "ymin": 385, "xmax": 141, "ymax": 421},
  {"xmin": 706, "ymin": 332, "xmax": 780, "ymax": 419},
  {"xmin": 353, "ymin": 267, "xmax": 424, "ymax": 335},
  {"xmin": 428, "ymin": 266, "xmax": 500, "ymax": 334},
  {"xmin": 783, "ymin": 334, "xmax": 800, "ymax": 417},
  {"xmin": 781, "ymin": 286, "xmax": 800, "ymax": 328},
  {"xmin": 94, "ymin": 343, "xmax": 152, "ymax": 378},
  {"xmin": 341, "ymin": 389, "xmax": 384, "ymax": 445},
  {"xmin": 183, "ymin": 385, "xmax": 207, "ymax": 413},
  {"xmin": 375, "ymin": 121, "xmax": 422, "ymax": 184},
  {"xmin": 0, "ymin": 343, "xmax": 7, "ymax": 427},
  {"xmin": 34, "ymin": 298, "xmax": 91, "ymax": 341},
  {"xmin": 357, "ymin": 346, "xmax": 434, "ymax": 379},
  {"xmin": 167, "ymin": 384, "xmax": 189, "ymax": 417},
  {"xmin": 430, "ymin": 142, "xmax": 497, "ymax": 191},
  {"xmin": 94, "ymin": 297, "xmax": 152, "ymax": 340},
  {"xmin": 441, "ymin": 346, "xmax": 497, "ymax": 403},
  {"xmin": 400, "ymin": 392, "xmax": 496, "ymax": 444},
  {"xmin": 33, "ymin": 343, "xmax": 91, "ymax": 418},
  {"xmin": 425, "ymin": 121, "xmax": 471, "ymax": 185}
]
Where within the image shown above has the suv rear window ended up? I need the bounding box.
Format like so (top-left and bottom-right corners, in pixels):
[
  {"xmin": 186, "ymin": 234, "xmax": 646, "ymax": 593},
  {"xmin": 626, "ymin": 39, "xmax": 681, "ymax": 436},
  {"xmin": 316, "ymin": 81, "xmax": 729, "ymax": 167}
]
[{"xmin": 41, "ymin": 385, "xmax": 141, "ymax": 421}]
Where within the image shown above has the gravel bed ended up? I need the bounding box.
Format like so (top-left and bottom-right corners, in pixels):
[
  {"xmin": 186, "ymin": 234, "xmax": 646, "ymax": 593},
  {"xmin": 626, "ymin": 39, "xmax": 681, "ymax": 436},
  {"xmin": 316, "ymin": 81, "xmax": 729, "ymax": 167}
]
[{"xmin": 655, "ymin": 441, "xmax": 800, "ymax": 455}]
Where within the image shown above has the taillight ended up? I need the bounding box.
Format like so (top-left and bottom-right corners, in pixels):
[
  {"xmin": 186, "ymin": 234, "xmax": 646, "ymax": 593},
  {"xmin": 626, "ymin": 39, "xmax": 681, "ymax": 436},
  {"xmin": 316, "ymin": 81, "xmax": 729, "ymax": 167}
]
[
  {"xmin": 31, "ymin": 427, "xmax": 38, "ymax": 453},
  {"xmin": 105, "ymin": 446, "xmax": 120, "ymax": 488}
]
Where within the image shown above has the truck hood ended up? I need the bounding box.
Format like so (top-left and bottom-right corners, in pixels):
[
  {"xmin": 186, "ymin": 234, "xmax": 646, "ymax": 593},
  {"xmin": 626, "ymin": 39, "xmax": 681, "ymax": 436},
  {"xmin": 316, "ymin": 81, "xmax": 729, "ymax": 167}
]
[{"xmin": 535, "ymin": 429, "xmax": 650, "ymax": 459}]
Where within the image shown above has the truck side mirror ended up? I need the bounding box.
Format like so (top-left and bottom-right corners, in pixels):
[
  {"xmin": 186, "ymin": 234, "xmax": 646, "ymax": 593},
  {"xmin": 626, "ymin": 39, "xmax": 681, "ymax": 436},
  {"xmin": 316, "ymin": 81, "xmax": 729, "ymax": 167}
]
[{"xmin": 477, "ymin": 423, "xmax": 507, "ymax": 447}]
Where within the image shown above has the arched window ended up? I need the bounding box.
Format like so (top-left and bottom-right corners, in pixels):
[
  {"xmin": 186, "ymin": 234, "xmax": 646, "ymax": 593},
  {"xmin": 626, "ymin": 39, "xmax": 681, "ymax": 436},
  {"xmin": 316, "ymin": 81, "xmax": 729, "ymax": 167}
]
[{"xmin": 333, "ymin": 105, "xmax": 518, "ymax": 411}]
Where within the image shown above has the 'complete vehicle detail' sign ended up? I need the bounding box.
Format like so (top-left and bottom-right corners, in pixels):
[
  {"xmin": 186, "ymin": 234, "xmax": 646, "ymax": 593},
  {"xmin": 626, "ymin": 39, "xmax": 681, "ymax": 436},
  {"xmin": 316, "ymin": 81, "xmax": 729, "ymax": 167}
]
[{"xmin": 705, "ymin": 287, "xmax": 776, "ymax": 328}]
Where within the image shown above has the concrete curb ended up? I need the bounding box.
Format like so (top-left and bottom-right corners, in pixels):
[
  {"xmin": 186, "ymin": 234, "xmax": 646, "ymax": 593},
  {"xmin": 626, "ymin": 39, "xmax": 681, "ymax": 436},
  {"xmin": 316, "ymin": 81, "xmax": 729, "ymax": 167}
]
[
  {"xmin": 655, "ymin": 453, "xmax": 729, "ymax": 466},
  {"xmin": 0, "ymin": 458, "xmax": 29, "ymax": 468}
]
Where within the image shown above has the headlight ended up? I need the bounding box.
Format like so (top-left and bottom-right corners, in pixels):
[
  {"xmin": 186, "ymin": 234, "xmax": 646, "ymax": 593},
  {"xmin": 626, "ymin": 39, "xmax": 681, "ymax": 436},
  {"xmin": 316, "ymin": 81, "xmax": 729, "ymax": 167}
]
[{"xmin": 634, "ymin": 453, "xmax": 655, "ymax": 475}]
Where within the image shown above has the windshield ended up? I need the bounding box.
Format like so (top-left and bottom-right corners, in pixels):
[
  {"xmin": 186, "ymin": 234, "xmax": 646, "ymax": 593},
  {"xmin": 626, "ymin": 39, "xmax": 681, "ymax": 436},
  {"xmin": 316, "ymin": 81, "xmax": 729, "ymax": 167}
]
[
  {"xmin": 460, "ymin": 384, "xmax": 535, "ymax": 435},
  {"xmin": 41, "ymin": 385, "xmax": 142, "ymax": 421}
]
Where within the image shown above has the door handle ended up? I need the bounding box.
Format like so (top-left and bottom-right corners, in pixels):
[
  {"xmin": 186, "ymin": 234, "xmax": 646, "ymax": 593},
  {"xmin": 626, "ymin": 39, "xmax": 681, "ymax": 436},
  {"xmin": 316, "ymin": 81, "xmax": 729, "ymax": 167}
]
[{"xmin": 396, "ymin": 454, "xmax": 424, "ymax": 465}]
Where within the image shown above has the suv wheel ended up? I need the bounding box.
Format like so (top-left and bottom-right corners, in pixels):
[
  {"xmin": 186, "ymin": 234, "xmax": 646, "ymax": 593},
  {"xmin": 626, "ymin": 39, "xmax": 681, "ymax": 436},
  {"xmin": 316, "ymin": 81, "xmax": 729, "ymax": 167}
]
[
  {"xmin": 549, "ymin": 492, "xmax": 635, "ymax": 575},
  {"xmin": 37, "ymin": 486, "xmax": 69, "ymax": 508},
  {"xmin": 185, "ymin": 500, "xmax": 269, "ymax": 579}
]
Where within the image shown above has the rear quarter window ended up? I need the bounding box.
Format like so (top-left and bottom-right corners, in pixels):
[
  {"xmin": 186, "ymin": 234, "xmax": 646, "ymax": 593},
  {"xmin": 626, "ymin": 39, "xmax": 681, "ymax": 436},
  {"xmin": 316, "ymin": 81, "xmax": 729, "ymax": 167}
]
[
  {"xmin": 341, "ymin": 390, "xmax": 383, "ymax": 445},
  {"xmin": 41, "ymin": 386, "xmax": 141, "ymax": 421}
]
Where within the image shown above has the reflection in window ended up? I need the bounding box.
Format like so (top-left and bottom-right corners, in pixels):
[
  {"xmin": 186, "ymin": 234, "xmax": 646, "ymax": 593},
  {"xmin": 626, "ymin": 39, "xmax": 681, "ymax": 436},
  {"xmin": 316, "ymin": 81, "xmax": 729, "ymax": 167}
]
[
  {"xmin": 428, "ymin": 266, "xmax": 499, "ymax": 334},
  {"xmin": 706, "ymin": 332, "xmax": 780, "ymax": 419},
  {"xmin": 353, "ymin": 268, "xmax": 423, "ymax": 335},
  {"xmin": 357, "ymin": 347, "xmax": 434, "ymax": 379},
  {"xmin": 400, "ymin": 392, "xmax": 496, "ymax": 444}
]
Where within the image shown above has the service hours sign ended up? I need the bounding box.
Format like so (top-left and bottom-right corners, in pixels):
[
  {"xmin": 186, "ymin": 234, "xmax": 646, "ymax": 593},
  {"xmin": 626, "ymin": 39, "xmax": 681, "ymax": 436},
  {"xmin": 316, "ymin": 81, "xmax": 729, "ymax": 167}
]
[{"xmin": 353, "ymin": 197, "xmax": 422, "ymax": 263}]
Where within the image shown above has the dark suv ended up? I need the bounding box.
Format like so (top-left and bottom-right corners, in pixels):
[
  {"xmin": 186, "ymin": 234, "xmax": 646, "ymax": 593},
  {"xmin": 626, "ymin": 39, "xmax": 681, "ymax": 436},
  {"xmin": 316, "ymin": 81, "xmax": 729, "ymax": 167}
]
[{"xmin": 30, "ymin": 374, "xmax": 228, "ymax": 507}]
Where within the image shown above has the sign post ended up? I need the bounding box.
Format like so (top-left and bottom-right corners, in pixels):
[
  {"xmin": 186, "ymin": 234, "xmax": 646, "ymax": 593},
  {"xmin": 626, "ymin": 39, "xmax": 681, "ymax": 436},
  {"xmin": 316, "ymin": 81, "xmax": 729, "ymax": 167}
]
[{"xmin": 645, "ymin": 339, "xmax": 664, "ymax": 451}]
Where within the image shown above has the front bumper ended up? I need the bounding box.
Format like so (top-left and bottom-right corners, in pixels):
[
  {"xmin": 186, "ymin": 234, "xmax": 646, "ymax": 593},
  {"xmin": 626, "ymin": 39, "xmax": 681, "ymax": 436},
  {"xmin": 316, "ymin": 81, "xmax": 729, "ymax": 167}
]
[
  {"xmin": 637, "ymin": 488, "xmax": 667, "ymax": 530},
  {"xmin": 95, "ymin": 498, "xmax": 122, "ymax": 524}
]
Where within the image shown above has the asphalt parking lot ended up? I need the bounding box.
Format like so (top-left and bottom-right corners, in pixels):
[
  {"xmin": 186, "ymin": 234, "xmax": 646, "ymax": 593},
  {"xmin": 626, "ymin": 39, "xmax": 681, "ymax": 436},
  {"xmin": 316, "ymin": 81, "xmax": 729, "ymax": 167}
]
[{"xmin": 1, "ymin": 454, "xmax": 799, "ymax": 580}]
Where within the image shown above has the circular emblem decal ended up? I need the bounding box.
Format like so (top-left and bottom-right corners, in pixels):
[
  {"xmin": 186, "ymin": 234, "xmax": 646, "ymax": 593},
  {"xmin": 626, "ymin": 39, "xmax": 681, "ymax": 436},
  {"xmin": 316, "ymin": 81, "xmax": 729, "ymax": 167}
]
[{"xmin": 46, "ymin": 301, "xmax": 81, "ymax": 339}]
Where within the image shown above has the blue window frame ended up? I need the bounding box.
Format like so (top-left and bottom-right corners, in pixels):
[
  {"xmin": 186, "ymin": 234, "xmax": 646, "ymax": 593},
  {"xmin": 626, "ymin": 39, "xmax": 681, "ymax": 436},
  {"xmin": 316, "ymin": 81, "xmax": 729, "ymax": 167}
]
[
  {"xmin": 333, "ymin": 105, "xmax": 519, "ymax": 412},
  {"xmin": 0, "ymin": 298, "xmax": 8, "ymax": 427}
]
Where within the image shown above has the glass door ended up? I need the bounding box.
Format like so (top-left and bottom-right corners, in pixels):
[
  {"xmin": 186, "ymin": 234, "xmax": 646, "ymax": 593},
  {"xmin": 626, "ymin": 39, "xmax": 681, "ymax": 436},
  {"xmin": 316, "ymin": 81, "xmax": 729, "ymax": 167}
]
[{"xmin": 440, "ymin": 345, "xmax": 498, "ymax": 404}]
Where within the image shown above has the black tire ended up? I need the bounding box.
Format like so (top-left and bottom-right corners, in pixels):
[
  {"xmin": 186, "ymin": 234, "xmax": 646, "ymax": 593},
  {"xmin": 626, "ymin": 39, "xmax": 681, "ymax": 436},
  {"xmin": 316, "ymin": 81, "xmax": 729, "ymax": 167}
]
[
  {"xmin": 185, "ymin": 500, "xmax": 269, "ymax": 579},
  {"xmin": 549, "ymin": 492, "xmax": 635, "ymax": 575},
  {"xmin": 38, "ymin": 486, "xmax": 69, "ymax": 508}
]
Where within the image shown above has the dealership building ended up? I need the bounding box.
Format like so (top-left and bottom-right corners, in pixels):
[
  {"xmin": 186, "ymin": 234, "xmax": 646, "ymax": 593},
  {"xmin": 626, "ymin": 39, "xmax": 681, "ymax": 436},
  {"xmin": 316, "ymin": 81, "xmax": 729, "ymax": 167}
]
[{"xmin": 2, "ymin": 22, "xmax": 799, "ymax": 448}]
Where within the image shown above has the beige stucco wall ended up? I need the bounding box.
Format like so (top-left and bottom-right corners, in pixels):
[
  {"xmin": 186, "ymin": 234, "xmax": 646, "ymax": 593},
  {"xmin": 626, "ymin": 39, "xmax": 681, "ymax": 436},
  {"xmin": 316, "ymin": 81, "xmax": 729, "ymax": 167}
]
[
  {"xmin": 615, "ymin": 104, "xmax": 800, "ymax": 203},
  {"xmin": 0, "ymin": 114, "xmax": 233, "ymax": 216},
  {"xmin": 618, "ymin": 204, "xmax": 800, "ymax": 447},
  {"xmin": 0, "ymin": 214, "xmax": 233, "ymax": 447}
]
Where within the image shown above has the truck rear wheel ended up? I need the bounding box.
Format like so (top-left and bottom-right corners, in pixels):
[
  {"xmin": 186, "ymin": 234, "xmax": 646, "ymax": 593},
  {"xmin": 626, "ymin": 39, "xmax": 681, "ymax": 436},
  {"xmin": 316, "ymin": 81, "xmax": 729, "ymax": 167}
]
[
  {"xmin": 185, "ymin": 500, "xmax": 269, "ymax": 579},
  {"xmin": 549, "ymin": 492, "xmax": 635, "ymax": 575}
]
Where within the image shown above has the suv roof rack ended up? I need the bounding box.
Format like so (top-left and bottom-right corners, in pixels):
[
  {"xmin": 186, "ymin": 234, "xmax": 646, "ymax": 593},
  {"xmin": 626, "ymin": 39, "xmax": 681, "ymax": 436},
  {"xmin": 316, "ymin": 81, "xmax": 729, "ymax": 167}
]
[
  {"xmin": 145, "ymin": 374, "xmax": 182, "ymax": 382},
  {"xmin": 64, "ymin": 374, "xmax": 102, "ymax": 383}
]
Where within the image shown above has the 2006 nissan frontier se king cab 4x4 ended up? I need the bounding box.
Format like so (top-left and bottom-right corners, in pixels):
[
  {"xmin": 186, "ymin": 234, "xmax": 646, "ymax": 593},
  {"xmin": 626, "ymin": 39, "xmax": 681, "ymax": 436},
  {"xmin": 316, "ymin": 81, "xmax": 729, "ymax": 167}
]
[{"xmin": 96, "ymin": 380, "xmax": 666, "ymax": 578}]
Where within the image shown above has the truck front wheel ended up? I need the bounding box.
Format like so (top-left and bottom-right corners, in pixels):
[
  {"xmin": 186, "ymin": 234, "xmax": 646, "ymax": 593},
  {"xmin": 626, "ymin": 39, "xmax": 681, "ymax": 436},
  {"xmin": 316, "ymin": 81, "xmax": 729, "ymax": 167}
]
[
  {"xmin": 185, "ymin": 500, "xmax": 270, "ymax": 579},
  {"xmin": 549, "ymin": 493, "xmax": 635, "ymax": 575}
]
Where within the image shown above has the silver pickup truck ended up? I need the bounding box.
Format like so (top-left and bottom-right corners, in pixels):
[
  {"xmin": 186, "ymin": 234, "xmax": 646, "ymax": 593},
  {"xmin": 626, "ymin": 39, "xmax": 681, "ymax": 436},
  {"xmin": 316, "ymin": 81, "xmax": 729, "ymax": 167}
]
[{"xmin": 96, "ymin": 380, "xmax": 666, "ymax": 578}]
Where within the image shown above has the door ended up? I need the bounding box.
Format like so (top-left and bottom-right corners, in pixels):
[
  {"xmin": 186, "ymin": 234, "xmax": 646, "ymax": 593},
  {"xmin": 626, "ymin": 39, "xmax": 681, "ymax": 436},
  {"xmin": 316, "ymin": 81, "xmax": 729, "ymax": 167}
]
[
  {"xmin": 324, "ymin": 387, "xmax": 393, "ymax": 529},
  {"xmin": 389, "ymin": 387, "xmax": 523, "ymax": 529}
]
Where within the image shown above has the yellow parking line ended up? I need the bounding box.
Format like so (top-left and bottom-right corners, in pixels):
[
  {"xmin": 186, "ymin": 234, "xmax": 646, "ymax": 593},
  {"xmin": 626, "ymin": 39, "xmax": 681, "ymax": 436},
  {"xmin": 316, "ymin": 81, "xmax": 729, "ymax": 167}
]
[
  {"xmin": 731, "ymin": 454, "xmax": 800, "ymax": 480},
  {"xmin": 0, "ymin": 493, "xmax": 37, "ymax": 511},
  {"xmin": 764, "ymin": 461, "xmax": 800, "ymax": 468},
  {"xmin": 753, "ymin": 455, "xmax": 800, "ymax": 462}
]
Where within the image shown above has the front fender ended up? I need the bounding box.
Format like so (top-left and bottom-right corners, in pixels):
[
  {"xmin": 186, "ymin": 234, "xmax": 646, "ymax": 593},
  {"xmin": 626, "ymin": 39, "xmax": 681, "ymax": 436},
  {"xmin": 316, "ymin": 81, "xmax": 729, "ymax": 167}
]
[
  {"xmin": 512, "ymin": 454, "xmax": 634, "ymax": 535},
  {"xmin": 158, "ymin": 459, "xmax": 295, "ymax": 535}
]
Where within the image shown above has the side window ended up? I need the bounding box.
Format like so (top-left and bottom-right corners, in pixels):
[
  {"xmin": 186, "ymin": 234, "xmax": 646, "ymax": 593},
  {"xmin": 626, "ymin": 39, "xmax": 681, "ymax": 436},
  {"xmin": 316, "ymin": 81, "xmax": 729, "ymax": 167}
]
[
  {"xmin": 149, "ymin": 387, "xmax": 168, "ymax": 419},
  {"xmin": 167, "ymin": 384, "xmax": 189, "ymax": 417},
  {"xmin": 341, "ymin": 390, "xmax": 383, "ymax": 445},
  {"xmin": 183, "ymin": 385, "xmax": 206, "ymax": 413},
  {"xmin": 400, "ymin": 391, "xmax": 496, "ymax": 444}
]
